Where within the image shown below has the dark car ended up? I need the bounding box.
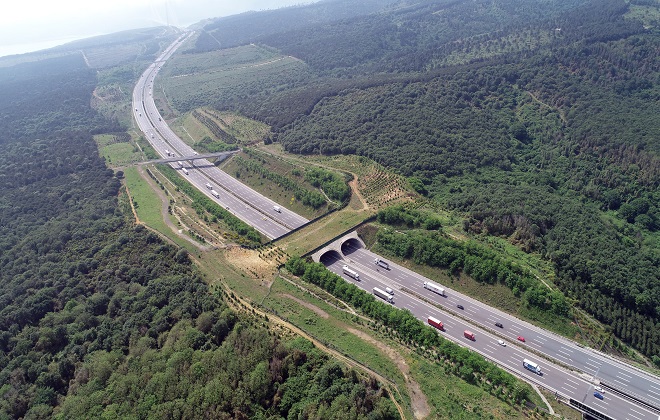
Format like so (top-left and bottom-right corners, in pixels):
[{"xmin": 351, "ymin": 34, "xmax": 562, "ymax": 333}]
[
  {"xmin": 457, "ymin": 304, "xmax": 464, "ymax": 310},
  {"xmin": 495, "ymin": 322, "xmax": 503, "ymax": 328},
  {"xmin": 594, "ymin": 392, "xmax": 604, "ymax": 400}
]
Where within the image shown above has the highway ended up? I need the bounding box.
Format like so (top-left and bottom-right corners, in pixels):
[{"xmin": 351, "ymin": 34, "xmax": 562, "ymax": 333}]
[
  {"xmin": 133, "ymin": 34, "xmax": 660, "ymax": 419},
  {"xmin": 322, "ymin": 242, "xmax": 660, "ymax": 420},
  {"xmin": 131, "ymin": 31, "xmax": 308, "ymax": 239}
]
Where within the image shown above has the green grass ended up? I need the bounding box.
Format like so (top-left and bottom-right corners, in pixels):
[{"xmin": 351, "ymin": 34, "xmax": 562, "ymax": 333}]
[
  {"xmin": 278, "ymin": 209, "xmax": 371, "ymax": 256},
  {"xmin": 409, "ymin": 354, "xmax": 530, "ymax": 419},
  {"xmin": 222, "ymin": 151, "xmax": 331, "ymax": 219},
  {"xmin": 122, "ymin": 166, "xmax": 195, "ymax": 251},
  {"xmin": 160, "ymin": 44, "xmax": 312, "ymax": 112},
  {"xmin": 94, "ymin": 134, "xmax": 143, "ymax": 167},
  {"xmin": 101, "ymin": 143, "xmax": 141, "ymax": 166},
  {"xmin": 170, "ymin": 111, "xmax": 213, "ymax": 147}
]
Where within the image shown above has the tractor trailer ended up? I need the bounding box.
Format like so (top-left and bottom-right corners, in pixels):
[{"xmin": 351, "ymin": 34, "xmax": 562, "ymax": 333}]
[
  {"xmin": 427, "ymin": 316, "xmax": 444, "ymax": 331},
  {"xmin": 424, "ymin": 281, "xmax": 445, "ymax": 296},
  {"xmin": 523, "ymin": 359, "xmax": 542, "ymax": 375},
  {"xmin": 342, "ymin": 266, "xmax": 359, "ymax": 281},
  {"xmin": 373, "ymin": 287, "xmax": 394, "ymax": 303}
]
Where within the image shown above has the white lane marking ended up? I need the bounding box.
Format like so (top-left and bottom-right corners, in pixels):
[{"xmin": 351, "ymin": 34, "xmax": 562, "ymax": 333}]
[
  {"xmin": 565, "ymin": 378, "xmax": 580, "ymax": 386},
  {"xmin": 615, "ymin": 376, "xmax": 630, "ymax": 383},
  {"xmin": 618, "ymin": 372, "xmax": 632, "ymax": 378},
  {"xmin": 650, "ymin": 385, "xmax": 660, "ymax": 391},
  {"xmin": 626, "ymin": 414, "xmax": 642, "ymax": 420},
  {"xmin": 557, "ymin": 349, "xmax": 572, "ymax": 357},
  {"xmin": 630, "ymin": 408, "xmax": 645, "ymax": 416},
  {"xmin": 563, "ymin": 383, "xmax": 577, "ymax": 391},
  {"xmin": 535, "ymin": 336, "xmax": 547, "ymax": 342},
  {"xmin": 585, "ymin": 360, "xmax": 601, "ymax": 368}
]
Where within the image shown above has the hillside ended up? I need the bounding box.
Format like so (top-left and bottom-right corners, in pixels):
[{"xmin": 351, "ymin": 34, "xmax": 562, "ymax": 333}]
[
  {"xmin": 192, "ymin": 0, "xmax": 660, "ymax": 363},
  {"xmin": 0, "ymin": 41, "xmax": 397, "ymax": 419}
]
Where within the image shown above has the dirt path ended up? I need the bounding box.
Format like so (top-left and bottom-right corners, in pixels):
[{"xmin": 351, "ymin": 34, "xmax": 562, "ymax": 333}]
[
  {"xmin": 349, "ymin": 176, "xmax": 368, "ymax": 210},
  {"xmin": 279, "ymin": 293, "xmax": 329, "ymax": 318},
  {"xmin": 136, "ymin": 166, "xmax": 211, "ymax": 251},
  {"xmin": 124, "ymin": 181, "xmax": 141, "ymax": 224},
  {"xmin": 223, "ymin": 290, "xmax": 407, "ymax": 419},
  {"xmin": 527, "ymin": 91, "xmax": 567, "ymax": 124},
  {"xmin": 348, "ymin": 328, "xmax": 431, "ymax": 419}
]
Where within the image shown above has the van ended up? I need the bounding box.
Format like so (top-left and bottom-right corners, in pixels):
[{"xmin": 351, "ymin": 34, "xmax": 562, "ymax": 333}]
[
  {"xmin": 273, "ymin": 206, "xmax": 281, "ymax": 213},
  {"xmin": 385, "ymin": 287, "xmax": 394, "ymax": 295}
]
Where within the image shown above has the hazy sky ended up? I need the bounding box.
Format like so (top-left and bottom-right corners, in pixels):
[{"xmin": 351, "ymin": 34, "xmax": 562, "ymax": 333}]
[{"xmin": 0, "ymin": 0, "xmax": 314, "ymax": 58}]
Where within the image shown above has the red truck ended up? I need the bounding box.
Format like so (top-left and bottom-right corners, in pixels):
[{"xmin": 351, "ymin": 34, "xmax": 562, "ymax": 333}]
[
  {"xmin": 464, "ymin": 330, "xmax": 475, "ymax": 341},
  {"xmin": 427, "ymin": 316, "xmax": 444, "ymax": 331}
]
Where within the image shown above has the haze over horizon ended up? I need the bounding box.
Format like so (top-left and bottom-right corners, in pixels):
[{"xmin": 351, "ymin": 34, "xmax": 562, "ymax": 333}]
[{"xmin": 0, "ymin": 0, "xmax": 316, "ymax": 58}]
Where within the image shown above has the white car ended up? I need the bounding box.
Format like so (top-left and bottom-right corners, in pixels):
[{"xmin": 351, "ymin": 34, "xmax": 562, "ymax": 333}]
[
  {"xmin": 497, "ymin": 339, "xmax": 506, "ymax": 347},
  {"xmin": 594, "ymin": 386, "xmax": 604, "ymax": 393}
]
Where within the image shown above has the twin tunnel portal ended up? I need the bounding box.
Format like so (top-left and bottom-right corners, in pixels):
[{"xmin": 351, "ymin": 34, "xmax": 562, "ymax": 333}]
[{"xmin": 311, "ymin": 231, "xmax": 365, "ymax": 266}]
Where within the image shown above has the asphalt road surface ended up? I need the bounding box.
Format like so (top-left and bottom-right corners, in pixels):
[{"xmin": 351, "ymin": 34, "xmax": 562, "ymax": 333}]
[
  {"xmin": 131, "ymin": 32, "xmax": 308, "ymax": 239},
  {"xmin": 322, "ymin": 242, "xmax": 660, "ymax": 420},
  {"xmin": 133, "ymin": 33, "xmax": 660, "ymax": 420}
]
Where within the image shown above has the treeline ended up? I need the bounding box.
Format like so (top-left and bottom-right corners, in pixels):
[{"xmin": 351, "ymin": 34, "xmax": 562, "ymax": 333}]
[
  {"xmin": 0, "ymin": 46, "xmax": 397, "ymax": 418},
  {"xmin": 192, "ymin": 109, "xmax": 238, "ymax": 144},
  {"xmin": 447, "ymin": 180, "xmax": 659, "ymax": 360},
  {"xmin": 376, "ymin": 228, "xmax": 570, "ymax": 318},
  {"xmin": 190, "ymin": 0, "xmax": 391, "ymax": 54},
  {"xmin": 304, "ymin": 167, "xmax": 351, "ymax": 203},
  {"xmin": 234, "ymin": 155, "xmax": 327, "ymax": 209},
  {"xmin": 377, "ymin": 205, "xmax": 442, "ymax": 230},
  {"xmin": 158, "ymin": 164, "xmax": 262, "ymax": 244},
  {"xmin": 286, "ymin": 257, "xmax": 533, "ymax": 405},
  {"xmin": 221, "ymin": 0, "xmax": 660, "ymax": 360}
]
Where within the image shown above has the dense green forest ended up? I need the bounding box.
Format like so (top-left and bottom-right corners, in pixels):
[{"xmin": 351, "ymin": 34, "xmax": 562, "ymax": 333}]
[
  {"xmin": 0, "ymin": 46, "xmax": 396, "ymax": 418},
  {"xmin": 195, "ymin": 0, "xmax": 660, "ymax": 361}
]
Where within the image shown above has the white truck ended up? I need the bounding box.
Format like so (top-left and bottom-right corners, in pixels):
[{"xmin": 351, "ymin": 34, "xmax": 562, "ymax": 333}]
[
  {"xmin": 424, "ymin": 281, "xmax": 445, "ymax": 296},
  {"xmin": 373, "ymin": 287, "xmax": 394, "ymax": 303},
  {"xmin": 211, "ymin": 190, "xmax": 220, "ymax": 199},
  {"xmin": 342, "ymin": 265, "xmax": 359, "ymax": 281},
  {"xmin": 273, "ymin": 205, "xmax": 281, "ymax": 213},
  {"xmin": 177, "ymin": 161, "xmax": 184, "ymax": 167},
  {"xmin": 182, "ymin": 168, "xmax": 189, "ymax": 175},
  {"xmin": 375, "ymin": 258, "xmax": 390, "ymax": 270},
  {"xmin": 523, "ymin": 359, "xmax": 542, "ymax": 375}
]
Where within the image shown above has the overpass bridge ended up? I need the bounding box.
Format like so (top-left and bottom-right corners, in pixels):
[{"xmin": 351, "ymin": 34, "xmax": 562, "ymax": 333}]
[{"xmin": 136, "ymin": 150, "xmax": 239, "ymax": 166}]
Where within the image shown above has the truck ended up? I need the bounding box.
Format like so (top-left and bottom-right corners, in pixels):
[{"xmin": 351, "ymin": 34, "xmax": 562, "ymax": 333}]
[
  {"xmin": 165, "ymin": 149, "xmax": 171, "ymax": 157},
  {"xmin": 205, "ymin": 183, "xmax": 213, "ymax": 189},
  {"xmin": 423, "ymin": 281, "xmax": 445, "ymax": 296},
  {"xmin": 427, "ymin": 316, "xmax": 444, "ymax": 331},
  {"xmin": 373, "ymin": 287, "xmax": 394, "ymax": 303},
  {"xmin": 177, "ymin": 161, "xmax": 184, "ymax": 168},
  {"xmin": 375, "ymin": 258, "xmax": 390, "ymax": 270},
  {"xmin": 342, "ymin": 265, "xmax": 359, "ymax": 281},
  {"xmin": 210, "ymin": 190, "xmax": 220, "ymax": 198},
  {"xmin": 182, "ymin": 168, "xmax": 189, "ymax": 175},
  {"xmin": 523, "ymin": 359, "xmax": 542, "ymax": 375},
  {"xmin": 463, "ymin": 330, "xmax": 475, "ymax": 341},
  {"xmin": 273, "ymin": 205, "xmax": 281, "ymax": 213}
]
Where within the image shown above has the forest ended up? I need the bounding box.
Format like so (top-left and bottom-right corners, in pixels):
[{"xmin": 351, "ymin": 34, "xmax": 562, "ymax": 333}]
[
  {"xmin": 0, "ymin": 44, "xmax": 395, "ymax": 418},
  {"xmin": 195, "ymin": 0, "xmax": 660, "ymax": 362}
]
